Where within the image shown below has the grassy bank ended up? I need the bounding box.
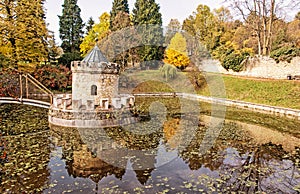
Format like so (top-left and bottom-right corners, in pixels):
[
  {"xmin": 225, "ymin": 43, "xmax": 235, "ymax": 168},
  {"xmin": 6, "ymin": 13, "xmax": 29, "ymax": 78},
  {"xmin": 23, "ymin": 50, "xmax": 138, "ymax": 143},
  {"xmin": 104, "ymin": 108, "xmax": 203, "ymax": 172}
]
[
  {"xmin": 124, "ymin": 70, "xmax": 300, "ymax": 109},
  {"xmin": 198, "ymin": 73, "xmax": 300, "ymax": 109}
]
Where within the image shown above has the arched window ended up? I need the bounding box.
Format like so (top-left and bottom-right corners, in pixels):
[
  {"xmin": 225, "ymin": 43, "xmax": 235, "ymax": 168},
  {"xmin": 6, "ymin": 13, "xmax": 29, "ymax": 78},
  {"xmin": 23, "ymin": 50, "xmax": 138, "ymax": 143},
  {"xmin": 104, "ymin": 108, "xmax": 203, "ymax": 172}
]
[{"xmin": 91, "ymin": 85, "xmax": 97, "ymax": 95}]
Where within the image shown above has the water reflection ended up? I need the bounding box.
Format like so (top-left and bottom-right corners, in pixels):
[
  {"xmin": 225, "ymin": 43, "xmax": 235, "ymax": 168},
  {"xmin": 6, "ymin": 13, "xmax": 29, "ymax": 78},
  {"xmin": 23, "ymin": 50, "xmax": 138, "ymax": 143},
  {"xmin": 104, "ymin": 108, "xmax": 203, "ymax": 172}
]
[
  {"xmin": 47, "ymin": 116, "xmax": 300, "ymax": 193},
  {"xmin": 1, "ymin": 103, "xmax": 300, "ymax": 193}
]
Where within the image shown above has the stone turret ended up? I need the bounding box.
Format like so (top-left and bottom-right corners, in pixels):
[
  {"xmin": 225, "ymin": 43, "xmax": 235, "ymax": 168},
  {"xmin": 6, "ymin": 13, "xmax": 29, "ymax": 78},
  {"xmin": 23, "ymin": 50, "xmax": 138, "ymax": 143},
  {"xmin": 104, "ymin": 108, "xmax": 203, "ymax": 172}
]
[{"xmin": 71, "ymin": 45, "xmax": 133, "ymax": 111}]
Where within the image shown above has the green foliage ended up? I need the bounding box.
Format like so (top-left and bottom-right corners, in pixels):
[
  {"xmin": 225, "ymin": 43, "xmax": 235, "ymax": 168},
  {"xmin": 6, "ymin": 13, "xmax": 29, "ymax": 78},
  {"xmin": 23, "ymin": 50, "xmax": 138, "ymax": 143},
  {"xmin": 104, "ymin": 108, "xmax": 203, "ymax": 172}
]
[
  {"xmin": 270, "ymin": 45, "xmax": 300, "ymax": 63},
  {"xmin": 159, "ymin": 63, "xmax": 178, "ymax": 81},
  {"xmin": 33, "ymin": 64, "xmax": 72, "ymax": 91},
  {"xmin": 110, "ymin": 0, "xmax": 130, "ymax": 31},
  {"xmin": 132, "ymin": 0, "xmax": 164, "ymax": 68},
  {"xmin": 222, "ymin": 51, "xmax": 249, "ymax": 72},
  {"xmin": 212, "ymin": 41, "xmax": 252, "ymax": 72},
  {"xmin": 58, "ymin": 52, "xmax": 82, "ymax": 68},
  {"xmin": 59, "ymin": 0, "xmax": 84, "ymax": 53},
  {"xmin": 86, "ymin": 17, "xmax": 95, "ymax": 33}
]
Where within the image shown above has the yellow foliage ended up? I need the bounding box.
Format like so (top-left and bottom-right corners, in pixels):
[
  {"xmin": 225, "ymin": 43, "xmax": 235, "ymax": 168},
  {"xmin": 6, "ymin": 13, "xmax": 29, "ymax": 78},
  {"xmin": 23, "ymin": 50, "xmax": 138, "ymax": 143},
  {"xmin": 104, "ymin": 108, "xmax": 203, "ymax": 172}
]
[
  {"xmin": 163, "ymin": 118, "xmax": 182, "ymax": 148},
  {"xmin": 80, "ymin": 12, "xmax": 110, "ymax": 55},
  {"xmin": 164, "ymin": 49, "xmax": 190, "ymax": 70}
]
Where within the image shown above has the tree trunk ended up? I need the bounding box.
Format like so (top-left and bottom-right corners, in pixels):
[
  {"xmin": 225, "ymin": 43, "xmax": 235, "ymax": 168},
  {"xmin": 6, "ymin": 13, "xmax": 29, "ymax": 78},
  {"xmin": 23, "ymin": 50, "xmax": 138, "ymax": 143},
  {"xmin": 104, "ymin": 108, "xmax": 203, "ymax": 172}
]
[{"xmin": 265, "ymin": 0, "xmax": 275, "ymax": 56}]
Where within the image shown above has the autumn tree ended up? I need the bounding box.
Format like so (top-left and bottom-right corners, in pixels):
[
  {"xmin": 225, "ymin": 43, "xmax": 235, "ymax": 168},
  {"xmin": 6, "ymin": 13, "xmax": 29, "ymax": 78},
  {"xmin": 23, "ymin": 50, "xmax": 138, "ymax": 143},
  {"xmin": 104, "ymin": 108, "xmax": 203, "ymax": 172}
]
[
  {"xmin": 165, "ymin": 19, "xmax": 181, "ymax": 45},
  {"xmin": 80, "ymin": 12, "xmax": 110, "ymax": 55},
  {"xmin": 227, "ymin": 0, "xmax": 299, "ymax": 56},
  {"xmin": 0, "ymin": 0, "xmax": 18, "ymax": 68},
  {"xmin": 110, "ymin": 11, "xmax": 132, "ymax": 67},
  {"xmin": 59, "ymin": 0, "xmax": 84, "ymax": 53},
  {"xmin": 182, "ymin": 4, "xmax": 222, "ymax": 53},
  {"xmin": 110, "ymin": 0, "xmax": 130, "ymax": 31},
  {"xmin": 16, "ymin": 0, "xmax": 49, "ymax": 67},
  {"xmin": 0, "ymin": 0, "xmax": 49, "ymax": 70},
  {"xmin": 132, "ymin": 0, "xmax": 164, "ymax": 68},
  {"xmin": 164, "ymin": 33, "xmax": 190, "ymax": 70},
  {"xmin": 287, "ymin": 13, "xmax": 300, "ymax": 47}
]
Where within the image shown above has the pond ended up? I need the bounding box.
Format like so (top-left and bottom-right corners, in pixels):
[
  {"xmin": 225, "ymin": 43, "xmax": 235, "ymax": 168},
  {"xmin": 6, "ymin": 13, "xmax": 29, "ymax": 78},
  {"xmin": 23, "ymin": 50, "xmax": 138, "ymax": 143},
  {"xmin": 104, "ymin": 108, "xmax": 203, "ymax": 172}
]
[{"xmin": 1, "ymin": 97, "xmax": 300, "ymax": 193}]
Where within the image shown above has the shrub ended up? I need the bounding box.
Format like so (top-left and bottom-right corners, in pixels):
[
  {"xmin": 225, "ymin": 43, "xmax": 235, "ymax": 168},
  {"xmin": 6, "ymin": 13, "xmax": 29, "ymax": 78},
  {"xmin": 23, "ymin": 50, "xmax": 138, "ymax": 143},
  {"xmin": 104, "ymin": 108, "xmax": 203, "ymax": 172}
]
[
  {"xmin": 164, "ymin": 49, "xmax": 190, "ymax": 70},
  {"xmin": 159, "ymin": 63, "xmax": 178, "ymax": 81},
  {"xmin": 270, "ymin": 45, "xmax": 300, "ymax": 63},
  {"xmin": 32, "ymin": 65, "xmax": 72, "ymax": 91},
  {"xmin": 212, "ymin": 41, "xmax": 252, "ymax": 72},
  {"xmin": 222, "ymin": 51, "xmax": 250, "ymax": 72}
]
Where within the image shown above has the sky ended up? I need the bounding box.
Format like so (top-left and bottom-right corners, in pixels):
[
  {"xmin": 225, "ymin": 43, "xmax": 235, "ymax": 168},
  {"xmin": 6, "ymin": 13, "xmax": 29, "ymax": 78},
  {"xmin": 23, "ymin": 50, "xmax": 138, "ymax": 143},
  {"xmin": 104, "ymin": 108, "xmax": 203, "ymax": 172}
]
[{"xmin": 44, "ymin": 0, "xmax": 224, "ymax": 43}]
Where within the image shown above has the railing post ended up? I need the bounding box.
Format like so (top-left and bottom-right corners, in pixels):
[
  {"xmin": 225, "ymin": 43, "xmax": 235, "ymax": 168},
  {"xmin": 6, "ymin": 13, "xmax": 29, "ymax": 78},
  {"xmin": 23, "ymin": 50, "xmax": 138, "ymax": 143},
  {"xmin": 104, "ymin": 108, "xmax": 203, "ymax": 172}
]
[
  {"xmin": 25, "ymin": 74, "xmax": 29, "ymax": 98},
  {"xmin": 19, "ymin": 74, "xmax": 23, "ymax": 99}
]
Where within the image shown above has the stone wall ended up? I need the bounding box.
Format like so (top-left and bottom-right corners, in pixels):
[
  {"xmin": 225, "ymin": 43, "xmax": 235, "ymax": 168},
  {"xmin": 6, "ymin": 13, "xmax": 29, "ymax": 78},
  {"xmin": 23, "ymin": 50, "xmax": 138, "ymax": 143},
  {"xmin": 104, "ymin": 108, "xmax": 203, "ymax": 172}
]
[
  {"xmin": 48, "ymin": 108, "xmax": 138, "ymax": 128},
  {"xmin": 72, "ymin": 72, "xmax": 119, "ymax": 107},
  {"xmin": 199, "ymin": 56, "xmax": 300, "ymax": 79}
]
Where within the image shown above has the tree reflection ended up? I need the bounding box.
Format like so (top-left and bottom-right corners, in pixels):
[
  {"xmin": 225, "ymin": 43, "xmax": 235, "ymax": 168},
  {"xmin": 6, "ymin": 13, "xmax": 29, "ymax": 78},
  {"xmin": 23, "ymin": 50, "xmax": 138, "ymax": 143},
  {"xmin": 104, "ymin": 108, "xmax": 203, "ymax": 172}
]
[{"xmin": 50, "ymin": 124, "xmax": 161, "ymax": 185}]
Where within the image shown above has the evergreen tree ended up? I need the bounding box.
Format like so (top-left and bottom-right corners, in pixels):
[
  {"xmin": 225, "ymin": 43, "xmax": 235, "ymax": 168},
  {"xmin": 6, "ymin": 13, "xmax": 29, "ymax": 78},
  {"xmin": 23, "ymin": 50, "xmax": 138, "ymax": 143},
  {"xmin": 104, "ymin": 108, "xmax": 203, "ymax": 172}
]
[
  {"xmin": 110, "ymin": 0, "xmax": 129, "ymax": 31},
  {"xmin": 86, "ymin": 17, "xmax": 95, "ymax": 33},
  {"xmin": 132, "ymin": 0, "xmax": 164, "ymax": 68},
  {"xmin": 59, "ymin": 0, "xmax": 84, "ymax": 53},
  {"xmin": 47, "ymin": 31, "xmax": 60, "ymax": 64}
]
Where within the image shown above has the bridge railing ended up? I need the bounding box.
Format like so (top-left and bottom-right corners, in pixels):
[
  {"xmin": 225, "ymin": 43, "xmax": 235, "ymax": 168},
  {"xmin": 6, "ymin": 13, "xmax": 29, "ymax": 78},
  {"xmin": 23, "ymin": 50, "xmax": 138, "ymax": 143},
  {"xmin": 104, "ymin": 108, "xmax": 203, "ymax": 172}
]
[
  {"xmin": 21, "ymin": 74, "xmax": 53, "ymax": 104},
  {"xmin": 0, "ymin": 71, "xmax": 53, "ymax": 106}
]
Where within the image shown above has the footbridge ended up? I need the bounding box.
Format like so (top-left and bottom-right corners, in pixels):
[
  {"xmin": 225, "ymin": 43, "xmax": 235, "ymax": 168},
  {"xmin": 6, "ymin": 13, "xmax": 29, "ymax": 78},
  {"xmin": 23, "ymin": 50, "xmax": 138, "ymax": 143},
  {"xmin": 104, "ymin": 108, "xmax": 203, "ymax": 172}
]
[{"xmin": 0, "ymin": 72, "xmax": 53, "ymax": 109}]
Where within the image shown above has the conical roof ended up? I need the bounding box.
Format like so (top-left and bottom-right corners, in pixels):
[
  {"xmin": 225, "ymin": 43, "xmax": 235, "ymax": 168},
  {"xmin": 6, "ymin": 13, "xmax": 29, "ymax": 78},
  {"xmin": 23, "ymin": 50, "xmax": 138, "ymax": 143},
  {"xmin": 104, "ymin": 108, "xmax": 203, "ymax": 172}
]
[{"xmin": 82, "ymin": 45, "xmax": 108, "ymax": 63}]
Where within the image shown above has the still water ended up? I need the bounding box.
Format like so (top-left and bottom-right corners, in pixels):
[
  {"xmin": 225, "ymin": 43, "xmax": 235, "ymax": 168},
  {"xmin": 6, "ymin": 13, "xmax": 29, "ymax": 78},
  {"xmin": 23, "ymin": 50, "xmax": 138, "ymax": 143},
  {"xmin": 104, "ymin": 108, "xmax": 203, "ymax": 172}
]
[{"xmin": 1, "ymin": 97, "xmax": 300, "ymax": 193}]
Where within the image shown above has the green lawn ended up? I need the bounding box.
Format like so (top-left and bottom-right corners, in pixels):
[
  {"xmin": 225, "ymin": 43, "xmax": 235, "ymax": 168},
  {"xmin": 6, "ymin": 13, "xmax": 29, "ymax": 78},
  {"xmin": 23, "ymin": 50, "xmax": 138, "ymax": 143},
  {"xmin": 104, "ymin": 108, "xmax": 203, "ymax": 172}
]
[
  {"xmin": 198, "ymin": 73, "xmax": 300, "ymax": 109},
  {"xmin": 125, "ymin": 70, "xmax": 300, "ymax": 109}
]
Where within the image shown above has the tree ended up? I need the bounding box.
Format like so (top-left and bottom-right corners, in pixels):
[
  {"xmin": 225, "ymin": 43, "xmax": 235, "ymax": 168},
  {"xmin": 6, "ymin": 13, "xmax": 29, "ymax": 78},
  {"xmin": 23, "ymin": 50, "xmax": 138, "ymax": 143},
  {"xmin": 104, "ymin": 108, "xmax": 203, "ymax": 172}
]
[
  {"xmin": 296, "ymin": 11, "xmax": 300, "ymax": 20},
  {"xmin": 164, "ymin": 33, "xmax": 190, "ymax": 70},
  {"xmin": 165, "ymin": 19, "xmax": 181, "ymax": 45},
  {"xmin": 80, "ymin": 12, "xmax": 110, "ymax": 55},
  {"xmin": 0, "ymin": 0, "xmax": 18, "ymax": 68},
  {"xmin": 287, "ymin": 14, "xmax": 300, "ymax": 47},
  {"xmin": 227, "ymin": 0, "xmax": 298, "ymax": 56},
  {"xmin": 182, "ymin": 4, "xmax": 220, "ymax": 51},
  {"xmin": 182, "ymin": 15, "xmax": 196, "ymax": 36},
  {"xmin": 110, "ymin": 11, "xmax": 132, "ymax": 67},
  {"xmin": 132, "ymin": 0, "xmax": 164, "ymax": 68},
  {"xmin": 86, "ymin": 17, "xmax": 95, "ymax": 33},
  {"xmin": 59, "ymin": 0, "xmax": 84, "ymax": 53},
  {"xmin": 16, "ymin": 0, "xmax": 49, "ymax": 65},
  {"xmin": 0, "ymin": 0, "xmax": 49, "ymax": 70},
  {"xmin": 110, "ymin": 0, "xmax": 129, "ymax": 31},
  {"xmin": 47, "ymin": 31, "xmax": 61, "ymax": 64}
]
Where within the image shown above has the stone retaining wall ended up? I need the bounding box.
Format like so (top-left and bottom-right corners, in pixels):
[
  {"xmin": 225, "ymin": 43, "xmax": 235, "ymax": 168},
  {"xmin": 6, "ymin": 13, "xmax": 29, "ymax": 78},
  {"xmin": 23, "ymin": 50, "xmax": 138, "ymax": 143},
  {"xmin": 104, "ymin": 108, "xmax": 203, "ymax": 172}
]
[
  {"xmin": 199, "ymin": 56, "xmax": 300, "ymax": 79},
  {"xmin": 48, "ymin": 108, "xmax": 138, "ymax": 128}
]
